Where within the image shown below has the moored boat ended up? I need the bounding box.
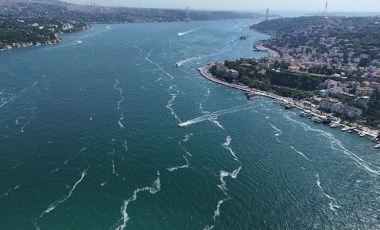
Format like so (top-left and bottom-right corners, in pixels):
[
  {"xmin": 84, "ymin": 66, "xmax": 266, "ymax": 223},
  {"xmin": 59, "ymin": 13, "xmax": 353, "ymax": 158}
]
[
  {"xmin": 300, "ymin": 111, "xmax": 309, "ymax": 117},
  {"xmin": 312, "ymin": 116, "xmax": 323, "ymax": 123},
  {"xmin": 330, "ymin": 122, "xmax": 340, "ymax": 128}
]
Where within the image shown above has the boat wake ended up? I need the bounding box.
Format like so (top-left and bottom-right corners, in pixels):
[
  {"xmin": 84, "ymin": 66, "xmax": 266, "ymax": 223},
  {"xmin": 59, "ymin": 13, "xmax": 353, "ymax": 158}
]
[
  {"xmin": 113, "ymin": 171, "xmax": 161, "ymax": 230},
  {"xmin": 316, "ymin": 174, "xmax": 341, "ymax": 211},
  {"xmin": 167, "ymin": 156, "xmax": 189, "ymax": 172},
  {"xmin": 35, "ymin": 169, "xmax": 88, "ymax": 229},
  {"xmin": 175, "ymin": 57, "xmax": 198, "ymax": 67},
  {"xmin": 222, "ymin": 136, "xmax": 238, "ymax": 161},
  {"xmin": 179, "ymin": 104, "xmax": 253, "ymax": 128},
  {"xmin": 177, "ymin": 28, "xmax": 198, "ymax": 37}
]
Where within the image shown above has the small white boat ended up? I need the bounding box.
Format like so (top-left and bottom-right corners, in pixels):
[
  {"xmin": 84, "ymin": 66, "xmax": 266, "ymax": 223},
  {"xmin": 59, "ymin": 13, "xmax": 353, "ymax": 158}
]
[
  {"xmin": 375, "ymin": 144, "xmax": 380, "ymax": 149},
  {"xmin": 341, "ymin": 127, "xmax": 350, "ymax": 131},
  {"xmin": 359, "ymin": 132, "xmax": 366, "ymax": 137},
  {"xmin": 312, "ymin": 117, "xmax": 323, "ymax": 123},
  {"xmin": 330, "ymin": 122, "xmax": 340, "ymax": 128}
]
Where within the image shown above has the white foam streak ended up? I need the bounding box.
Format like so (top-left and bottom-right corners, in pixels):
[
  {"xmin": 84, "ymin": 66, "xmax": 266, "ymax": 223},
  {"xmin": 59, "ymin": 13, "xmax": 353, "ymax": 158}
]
[
  {"xmin": 289, "ymin": 146, "xmax": 311, "ymax": 161},
  {"xmin": 118, "ymin": 112, "xmax": 125, "ymax": 129},
  {"xmin": 284, "ymin": 114, "xmax": 380, "ymax": 175},
  {"xmin": 179, "ymin": 104, "xmax": 253, "ymax": 127},
  {"xmin": 213, "ymin": 198, "xmax": 229, "ymax": 220},
  {"xmin": 145, "ymin": 50, "xmax": 174, "ymax": 80},
  {"xmin": 182, "ymin": 133, "xmax": 193, "ymax": 142},
  {"xmin": 114, "ymin": 171, "xmax": 160, "ymax": 230},
  {"xmin": 36, "ymin": 169, "xmax": 88, "ymax": 229},
  {"xmin": 218, "ymin": 167, "xmax": 242, "ymax": 195},
  {"xmin": 222, "ymin": 136, "xmax": 238, "ymax": 161},
  {"xmin": 316, "ymin": 174, "xmax": 341, "ymax": 211},
  {"xmin": 112, "ymin": 159, "xmax": 120, "ymax": 177},
  {"xmin": 167, "ymin": 156, "xmax": 189, "ymax": 172},
  {"xmin": 166, "ymin": 87, "xmax": 181, "ymax": 122},
  {"xmin": 269, "ymin": 123, "xmax": 282, "ymax": 136},
  {"xmin": 123, "ymin": 140, "xmax": 128, "ymax": 152},
  {"xmin": 113, "ymin": 79, "xmax": 124, "ymax": 111}
]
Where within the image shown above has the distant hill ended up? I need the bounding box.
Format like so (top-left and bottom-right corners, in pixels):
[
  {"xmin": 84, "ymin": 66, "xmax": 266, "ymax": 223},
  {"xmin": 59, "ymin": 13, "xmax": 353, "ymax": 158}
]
[{"xmin": 0, "ymin": 0, "xmax": 266, "ymax": 23}]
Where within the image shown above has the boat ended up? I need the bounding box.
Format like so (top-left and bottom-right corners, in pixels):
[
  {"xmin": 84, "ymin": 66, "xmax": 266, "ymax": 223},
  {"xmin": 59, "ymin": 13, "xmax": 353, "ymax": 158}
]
[
  {"xmin": 285, "ymin": 104, "xmax": 295, "ymax": 110},
  {"xmin": 341, "ymin": 127, "xmax": 350, "ymax": 132},
  {"xmin": 245, "ymin": 92, "xmax": 257, "ymax": 100},
  {"xmin": 300, "ymin": 111, "xmax": 309, "ymax": 117},
  {"xmin": 330, "ymin": 122, "xmax": 340, "ymax": 128},
  {"xmin": 359, "ymin": 132, "xmax": 366, "ymax": 137},
  {"xmin": 239, "ymin": 35, "xmax": 249, "ymax": 40},
  {"xmin": 375, "ymin": 144, "xmax": 380, "ymax": 149},
  {"xmin": 312, "ymin": 117, "xmax": 323, "ymax": 123}
]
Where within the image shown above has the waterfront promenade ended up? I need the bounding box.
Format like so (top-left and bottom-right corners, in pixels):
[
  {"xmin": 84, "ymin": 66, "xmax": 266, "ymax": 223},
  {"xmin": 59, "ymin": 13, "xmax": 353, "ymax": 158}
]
[{"xmin": 198, "ymin": 64, "xmax": 379, "ymax": 141}]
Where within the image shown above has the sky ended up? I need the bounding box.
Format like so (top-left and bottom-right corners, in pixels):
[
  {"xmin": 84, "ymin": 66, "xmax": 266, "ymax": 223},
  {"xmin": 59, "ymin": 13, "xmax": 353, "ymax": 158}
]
[{"xmin": 64, "ymin": 0, "xmax": 380, "ymax": 12}]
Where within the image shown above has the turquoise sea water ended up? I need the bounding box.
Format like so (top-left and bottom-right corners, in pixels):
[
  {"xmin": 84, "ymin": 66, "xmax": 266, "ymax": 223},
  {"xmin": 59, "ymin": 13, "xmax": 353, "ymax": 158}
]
[{"xmin": 1, "ymin": 20, "xmax": 380, "ymax": 230}]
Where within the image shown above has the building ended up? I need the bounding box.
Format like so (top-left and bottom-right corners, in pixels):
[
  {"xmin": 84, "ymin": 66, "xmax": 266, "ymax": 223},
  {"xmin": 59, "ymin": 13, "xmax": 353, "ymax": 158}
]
[
  {"xmin": 355, "ymin": 87, "xmax": 375, "ymax": 96},
  {"xmin": 345, "ymin": 106, "xmax": 362, "ymax": 118},
  {"xmin": 320, "ymin": 98, "xmax": 345, "ymax": 114},
  {"xmin": 212, "ymin": 63, "xmax": 239, "ymax": 80}
]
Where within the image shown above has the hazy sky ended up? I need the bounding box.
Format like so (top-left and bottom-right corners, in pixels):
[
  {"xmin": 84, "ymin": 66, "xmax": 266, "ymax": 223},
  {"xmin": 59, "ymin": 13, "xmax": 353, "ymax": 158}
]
[{"xmin": 65, "ymin": 0, "xmax": 380, "ymax": 12}]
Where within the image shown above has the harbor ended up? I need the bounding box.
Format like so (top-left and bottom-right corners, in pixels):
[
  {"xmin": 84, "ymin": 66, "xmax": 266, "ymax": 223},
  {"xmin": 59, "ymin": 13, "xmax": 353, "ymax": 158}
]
[{"xmin": 198, "ymin": 64, "xmax": 380, "ymax": 145}]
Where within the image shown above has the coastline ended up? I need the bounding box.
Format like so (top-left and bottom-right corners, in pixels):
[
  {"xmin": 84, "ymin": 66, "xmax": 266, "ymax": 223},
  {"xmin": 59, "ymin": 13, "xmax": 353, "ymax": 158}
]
[
  {"xmin": 0, "ymin": 25, "xmax": 91, "ymax": 53},
  {"xmin": 198, "ymin": 64, "xmax": 380, "ymax": 142}
]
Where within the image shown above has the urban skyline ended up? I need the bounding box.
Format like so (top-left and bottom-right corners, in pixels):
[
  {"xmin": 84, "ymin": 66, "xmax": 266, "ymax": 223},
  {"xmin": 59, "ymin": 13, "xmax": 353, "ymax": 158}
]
[{"xmin": 64, "ymin": 0, "xmax": 380, "ymax": 12}]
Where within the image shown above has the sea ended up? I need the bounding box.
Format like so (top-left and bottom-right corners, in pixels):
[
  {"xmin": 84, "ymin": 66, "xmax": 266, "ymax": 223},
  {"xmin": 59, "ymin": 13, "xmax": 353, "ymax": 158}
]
[{"xmin": 1, "ymin": 19, "xmax": 380, "ymax": 230}]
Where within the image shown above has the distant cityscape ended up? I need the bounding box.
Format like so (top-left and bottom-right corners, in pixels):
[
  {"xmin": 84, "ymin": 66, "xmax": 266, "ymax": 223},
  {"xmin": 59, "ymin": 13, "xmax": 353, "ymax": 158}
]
[{"xmin": 209, "ymin": 16, "xmax": 380, "ymax": 132}]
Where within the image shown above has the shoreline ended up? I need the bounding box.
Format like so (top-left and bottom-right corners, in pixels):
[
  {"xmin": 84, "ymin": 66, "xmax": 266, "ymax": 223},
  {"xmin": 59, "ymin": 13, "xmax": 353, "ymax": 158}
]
[
  {"xmin": 198, "ymin": 64, "xmax": 380, "ymax": 142},
  {"xmin": 0, "ymin": 26, "xmax": 91, "ymax": 54}
]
